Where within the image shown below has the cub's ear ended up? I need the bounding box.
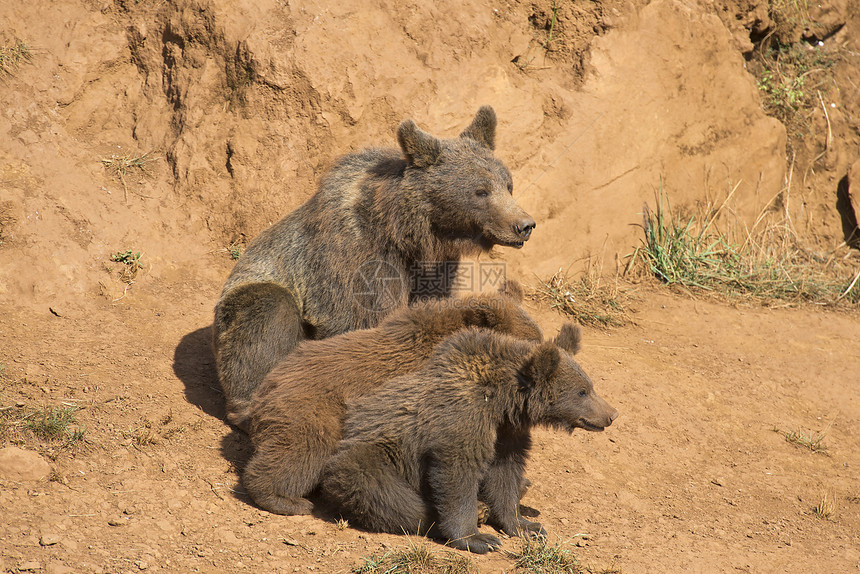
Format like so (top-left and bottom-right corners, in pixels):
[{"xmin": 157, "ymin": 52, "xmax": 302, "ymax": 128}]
[
  {"xmin": 498, "ymin": 278, "xmax": 524, "ymax": 302},
  {"xmin": 459, "ymin": 105, "xmax": 496, "ymax": 150},
  {"xmin": 397, "ymin": 119, "xmax": 442, "ymax": 167},
  {"xmin": 553, "ymin": 323, "xmax": 582, "ymax": 355},
  {"xmin": 522, "ymin": 342, "xmax": 560, "ymax": 385}
]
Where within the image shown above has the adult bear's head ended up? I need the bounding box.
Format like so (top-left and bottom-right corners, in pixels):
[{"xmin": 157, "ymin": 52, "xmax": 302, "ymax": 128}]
[{"xmin": 397, "ymin": 106, "xmax": 536, "ymax": 250}]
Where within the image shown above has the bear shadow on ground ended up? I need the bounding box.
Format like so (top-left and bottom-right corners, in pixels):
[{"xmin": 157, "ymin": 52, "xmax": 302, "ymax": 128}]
[
  {"xmin": 173, "ymin": 325, "xmax": 223, "ymax": 419},
  {"xmin": 173, "ymin": 325, "xmax": 254, "ymax": 475}
]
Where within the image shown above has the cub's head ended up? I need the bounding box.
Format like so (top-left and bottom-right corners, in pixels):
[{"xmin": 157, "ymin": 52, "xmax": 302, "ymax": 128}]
[
  {"xmin": 521, "ymin": 323, "xmax": 618, "ymax": 432},
  {"xmin": 396, "ymin": 106, "xmax": 535, "ymax": 250}
]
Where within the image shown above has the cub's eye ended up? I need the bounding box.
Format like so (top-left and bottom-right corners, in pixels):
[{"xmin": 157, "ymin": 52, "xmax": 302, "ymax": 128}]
[
  {"xmin": 475, "ymin": 189, "xmax": 489, "ymax": 197},
  {"xmin": 507, "ymin": 182, "xmax": 513, "ymax": 194},
  {"xmin": 578, "ymin": 389, "xmax": 587, "ymax": 398}
]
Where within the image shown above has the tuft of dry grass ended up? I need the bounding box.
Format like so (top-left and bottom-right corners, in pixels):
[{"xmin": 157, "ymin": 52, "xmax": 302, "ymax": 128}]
[
  {"xmin": 101, "ymin": 151, "xmax": 158, "ymax": 177},
  {"xmin": 0, "ymin": 40, "xmax": 32, "ymax": 76},
  {"xmin": 812, "ymin": 491, "xmax": 836, "ymax": 519},
  {"xmin": 129, "ymin": 411, "xmax": 189, "ymax": 446},
  {"xmin": 132, "ymin": 420, "xmax": 158, "ymax": 446},
  {"xmin": 101, "ymin": 151, "xmax": 158, "ymax": 203},
  {"xmin": 532, "ymin": 258, "xmax": 631, "ymax": 327}
]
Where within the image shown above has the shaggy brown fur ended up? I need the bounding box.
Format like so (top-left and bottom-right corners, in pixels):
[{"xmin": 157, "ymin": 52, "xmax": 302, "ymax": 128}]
[
  {"xmin": 213, "ymin": 106, "xmax": 536, "ymax": 427},
  {"xmin": 242, "ymin": 290, "xmax": 542, "ymax": 516},
  {"xmin": 320, "ymin": 324, "xmax": 618, "ymax": 554}
]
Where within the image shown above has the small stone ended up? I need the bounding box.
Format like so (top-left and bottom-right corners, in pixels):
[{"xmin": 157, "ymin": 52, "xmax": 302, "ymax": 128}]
[
  {"xmin": 19, "ymin": 561, "xmax": 41, "ymax": 571},
  {"xmin": 108, "ymin": 517, "xmax": 127, "ymax": 527},
  {"xmin": 134, "ymin": 560, "xmax": 148, "ymax": 570},
  {"xmin": 39, "ymin": 534, "xmax": 60, "ymax": 546}
]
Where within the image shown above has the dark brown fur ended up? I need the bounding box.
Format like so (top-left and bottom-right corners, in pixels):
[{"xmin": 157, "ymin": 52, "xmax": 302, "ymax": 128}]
[
  {"xmin": 320, "ymin": 324, "xmax": 618, "ymax": 553},
  {"xmin": 242, "ymin": 291, "xmax": 543, "ymax": 516},
  {"xmin": 213, "ymin": 106, "xmax": 536, "ymax": 426}
]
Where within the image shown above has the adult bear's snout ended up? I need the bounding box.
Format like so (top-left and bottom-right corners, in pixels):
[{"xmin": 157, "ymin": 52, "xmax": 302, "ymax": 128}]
[{"xmin": 514, "ymin": 218, "xmax": 536, "ymax": 241}]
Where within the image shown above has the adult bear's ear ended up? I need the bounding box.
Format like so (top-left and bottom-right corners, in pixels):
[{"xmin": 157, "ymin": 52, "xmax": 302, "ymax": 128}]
[
  {"xmin": 459, "ymin": 105, "xmax": 496, "ymax": 150},
  {"xmin": 522, "ymin": 342, "xmax": 560, "ymax": 385},
  {"xmin": 397, "ymin": 119, "xmax": 442, "ymax": 167},
  {"xmin": 554, "ymin": 323, "xmax": 581, "ymax": 355}
]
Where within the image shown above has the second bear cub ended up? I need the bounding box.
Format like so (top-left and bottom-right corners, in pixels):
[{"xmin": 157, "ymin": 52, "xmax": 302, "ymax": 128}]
[{"xmin": 321, "ymin": 323, "xmax": 618, "ymax": 553}]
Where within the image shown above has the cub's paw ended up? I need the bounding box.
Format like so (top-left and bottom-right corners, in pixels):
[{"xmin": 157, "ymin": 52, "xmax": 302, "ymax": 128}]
[{"xmin": 447, "ymin": 533, "xmax": 503, "ymax": 554}]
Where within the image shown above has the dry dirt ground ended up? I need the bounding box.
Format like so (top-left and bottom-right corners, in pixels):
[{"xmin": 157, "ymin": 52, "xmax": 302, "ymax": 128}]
[{"xmin": 1, "ymin": 0, "xmax": 860, "ymax": 573}]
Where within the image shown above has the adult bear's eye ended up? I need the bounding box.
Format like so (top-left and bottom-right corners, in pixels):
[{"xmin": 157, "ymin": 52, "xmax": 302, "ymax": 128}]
[
  {"xmin": 475, "ymin": 189, "xmax": 489, "ymax": 197},
  {"xmin": 578, "ymin": 389, "xmax": 587, "ymax": 397}
]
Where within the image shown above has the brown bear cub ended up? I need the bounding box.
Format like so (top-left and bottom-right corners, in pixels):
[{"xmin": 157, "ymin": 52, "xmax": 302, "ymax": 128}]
[
  {"xmin": 242, "ymin": 288, "xmax": 543, "ymax": 516},
  {"xmin": 320, "ymin": 324, "xmax": 618, "ymax": 554},
  {"xmin": 213, "ymin": 106, "xmax": 536, "ymax": 427}
]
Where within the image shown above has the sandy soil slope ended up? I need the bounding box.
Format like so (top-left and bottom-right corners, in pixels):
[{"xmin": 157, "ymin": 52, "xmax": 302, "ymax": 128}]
[{"xmin": 1, "ymin": 0, "xmax": 858, "ymax": 572}]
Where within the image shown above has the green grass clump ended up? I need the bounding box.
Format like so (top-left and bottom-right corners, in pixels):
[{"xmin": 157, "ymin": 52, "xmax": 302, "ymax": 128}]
[
  {"xmin": 774, "ymin": 426, "xmax": 828, "ymax": 454},
  {"xmin": 354, "ymin": 540, "xmax": 475, "ymax": 574},
  {"xmin": 24, "ymin": 405, "xmax": 85, "ymax": 443},
  {"xmin": 750, "ymin": 0, "xmax": 838, "ymax": 153},
  {"xmin": 628, "ymin": 187, "xmax": 860, "ymax": 305},
  {"xmin": 110, "ymin": 250, "xmax": 142, "ymax": 266},
  {"xmin": 755, "ymin": 42, "xmax": 835, "ymax": 136},
  {"xmin": 509, "ymin": 536, "xmax": 620, "ymax": 574},
  {"xmin": 110, "ymin": 250, "xmax": 144, "ymax": 283},
  {"xmin": 512, "ymin": 536, "xmax": 582, "ymax": 573}
]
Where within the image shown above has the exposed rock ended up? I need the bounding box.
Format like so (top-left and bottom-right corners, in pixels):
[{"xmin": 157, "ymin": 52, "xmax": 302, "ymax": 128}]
[{"xmin": 0, "ymin": 447, "xmax": 51, "ymax": 482}]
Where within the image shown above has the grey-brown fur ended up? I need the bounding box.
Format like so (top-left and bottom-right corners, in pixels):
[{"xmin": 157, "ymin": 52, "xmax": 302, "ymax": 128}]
[
  {"xmin": 242, "ymin": 290, "xmax": 543, "ymax": 516},
  {"xmin": 213, "ymin": 106, "xmax": 535, "ymax": 427},
  {"xmin": 320, "ymin": 324, "xmax": 618, "ymax": 554}
]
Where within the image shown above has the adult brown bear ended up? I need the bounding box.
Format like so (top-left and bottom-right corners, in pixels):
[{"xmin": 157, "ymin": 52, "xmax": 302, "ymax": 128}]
[{"xmin": 213, "ymin": 106, "xmax": 535, "ymax": 426}]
